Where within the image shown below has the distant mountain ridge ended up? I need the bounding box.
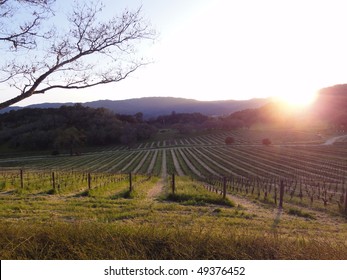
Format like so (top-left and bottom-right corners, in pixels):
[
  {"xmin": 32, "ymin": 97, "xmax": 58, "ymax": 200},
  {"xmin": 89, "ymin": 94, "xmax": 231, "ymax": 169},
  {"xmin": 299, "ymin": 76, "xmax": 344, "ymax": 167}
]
[{"xmin": 0, "ymin": 97, "xmax": 270, "ymax": 118}]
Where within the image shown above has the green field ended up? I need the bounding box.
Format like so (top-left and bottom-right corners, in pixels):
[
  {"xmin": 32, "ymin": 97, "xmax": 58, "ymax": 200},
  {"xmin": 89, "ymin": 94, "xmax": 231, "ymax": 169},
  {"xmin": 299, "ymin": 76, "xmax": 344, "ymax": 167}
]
[{"xmin": 0, "ymin": 129, "xmax": 346, "ymax": 259}]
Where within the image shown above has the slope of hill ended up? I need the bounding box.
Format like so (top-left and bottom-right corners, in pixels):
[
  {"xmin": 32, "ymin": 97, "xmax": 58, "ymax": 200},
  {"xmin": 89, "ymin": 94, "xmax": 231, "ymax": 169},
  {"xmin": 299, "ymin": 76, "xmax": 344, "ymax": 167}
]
[
  {"xmin": 224, "ymin": 84, "xmax": 347, "ymax": 129},
  {"xmin": 0, "ymin": 97, "xmax": 269, "ymax": 118},
  {"xmin": 313, "ymin": 84, "xmax": 347, "ymax": 127},
  {"xmin": 85, "ymin": 97, "xmax": 270, "ymax": 118}
]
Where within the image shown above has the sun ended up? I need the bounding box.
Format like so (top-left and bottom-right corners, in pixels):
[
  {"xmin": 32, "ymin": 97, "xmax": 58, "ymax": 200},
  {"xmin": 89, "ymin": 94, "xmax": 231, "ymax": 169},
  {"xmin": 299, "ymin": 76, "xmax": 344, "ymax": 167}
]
[{"xmin": 275, "ymin": 89, "xmax": 318, "ymax": 108}]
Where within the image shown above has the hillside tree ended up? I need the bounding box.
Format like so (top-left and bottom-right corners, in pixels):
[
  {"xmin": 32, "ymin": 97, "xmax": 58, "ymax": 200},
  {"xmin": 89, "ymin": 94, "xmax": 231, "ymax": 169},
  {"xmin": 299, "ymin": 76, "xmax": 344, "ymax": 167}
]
[
  {"xmin": 0, "ymin": 0, "xmax": 155, "ymax": 109},
  {"xmin": 224, "ymin": 136, "xmax": 234, "ymax": 145}
]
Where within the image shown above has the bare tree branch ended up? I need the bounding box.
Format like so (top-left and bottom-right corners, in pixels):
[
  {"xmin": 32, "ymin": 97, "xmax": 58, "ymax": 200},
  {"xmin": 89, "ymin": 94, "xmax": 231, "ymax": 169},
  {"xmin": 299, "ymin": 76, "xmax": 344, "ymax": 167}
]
[
  {"xmin": 0, "ymin": 0, "xmax": 55, "ymax": 49},
  {"xmin": 0, "ymin": 1, "xmax": 156, "ymax": 109}
]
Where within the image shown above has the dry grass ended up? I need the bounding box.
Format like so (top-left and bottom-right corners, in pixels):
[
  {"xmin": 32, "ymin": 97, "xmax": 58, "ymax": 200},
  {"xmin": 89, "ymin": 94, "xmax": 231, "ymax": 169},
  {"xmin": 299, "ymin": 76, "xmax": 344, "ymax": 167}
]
[
  {"xmin": 1, "ymin": 221, "xmax": 346, "ymax": 260},
  {"xmin": 0, "ymin": 176, "xmax": 346, "ymax": 260}
]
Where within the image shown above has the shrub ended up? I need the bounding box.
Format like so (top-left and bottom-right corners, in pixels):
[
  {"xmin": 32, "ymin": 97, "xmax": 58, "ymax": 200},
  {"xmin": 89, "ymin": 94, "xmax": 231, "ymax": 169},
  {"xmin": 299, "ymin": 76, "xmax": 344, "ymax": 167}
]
[
  {"xmin": 225, "ymin": 136, "xmax": 235, "ymax": 145},
  {"xmin": 262, "ymin": 138, "xmax": 271, "ymax": 146},
  {"xmin": 51, "ymin": 150, "xmax": 60, "ymax": 156}
]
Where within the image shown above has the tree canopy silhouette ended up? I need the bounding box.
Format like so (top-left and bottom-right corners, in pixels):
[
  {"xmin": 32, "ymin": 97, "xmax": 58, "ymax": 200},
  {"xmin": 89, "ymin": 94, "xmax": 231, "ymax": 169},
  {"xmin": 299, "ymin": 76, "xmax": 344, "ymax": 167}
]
[{"xmin": 0, "ymin": 0, "xmax": 155, "ymax": 109}]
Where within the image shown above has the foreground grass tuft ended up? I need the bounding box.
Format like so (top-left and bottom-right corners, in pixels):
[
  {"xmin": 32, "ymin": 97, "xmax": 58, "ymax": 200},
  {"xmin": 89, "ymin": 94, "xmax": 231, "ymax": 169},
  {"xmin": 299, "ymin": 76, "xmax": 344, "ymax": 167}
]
[
  {"xmin": 0, "ymin": 221, "xmax": 346, "ymax": 260},
  {"xmin": 166, "ymin": 193, "xmax": 234, "ymax": 207},
  {"xmin": 287, "ymin": 208, "xmax": 316, "ymax": 220}
]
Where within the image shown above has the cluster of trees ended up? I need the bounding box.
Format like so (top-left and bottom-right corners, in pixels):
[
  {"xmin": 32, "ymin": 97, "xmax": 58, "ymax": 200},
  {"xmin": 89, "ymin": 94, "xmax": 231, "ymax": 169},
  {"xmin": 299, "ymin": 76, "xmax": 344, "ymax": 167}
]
[
  {"xmin": 149, "ymin": 112, "xmax": 209, "ymax": 133},
  {"xmin": 224, "ymin": 137, "xmax": 272, "ymax": 146},
  {"xmin": 0, "ymin": 105, "xmax": 156, "ymax": 153},
  {"xmin": 0, "ymin": 105, "xmax": 271, "ymax": 153},
  {"xmin": 149, "ymin": 111, "xmax": 247, "ymax": 133}
]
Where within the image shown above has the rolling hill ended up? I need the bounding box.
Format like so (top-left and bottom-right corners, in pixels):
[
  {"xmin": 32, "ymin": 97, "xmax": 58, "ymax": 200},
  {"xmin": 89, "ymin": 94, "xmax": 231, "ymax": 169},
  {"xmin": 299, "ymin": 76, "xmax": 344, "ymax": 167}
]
[
  {"xmin": 225, "ymin": 84, "xmax": 347, "ymax": 129},
  {"xmin": 0, "ymin": 97, "xmax": 269, "ymax": 118}
]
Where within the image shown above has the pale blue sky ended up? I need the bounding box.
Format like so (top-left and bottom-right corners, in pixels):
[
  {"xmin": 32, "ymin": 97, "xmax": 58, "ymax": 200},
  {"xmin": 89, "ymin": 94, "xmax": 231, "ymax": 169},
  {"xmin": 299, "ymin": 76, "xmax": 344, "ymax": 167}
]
[{"xmin": 2, "ymin": 0, "xmax": 347, "ymax": 106}]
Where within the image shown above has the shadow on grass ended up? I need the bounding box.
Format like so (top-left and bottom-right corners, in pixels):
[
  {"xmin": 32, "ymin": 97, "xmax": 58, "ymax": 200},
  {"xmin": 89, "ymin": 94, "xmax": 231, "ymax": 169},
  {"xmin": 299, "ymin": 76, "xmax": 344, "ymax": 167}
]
[
  {"xmin": 165, "ymin": 193, "xmax": 235, "ymax": 207},
  {"xmin": 287, "ymin": 208, "xmax": 316, "ymax": 220},
  {"xmin": 111, "ymin": 189, "xmax": 135, "ymax": 199}
]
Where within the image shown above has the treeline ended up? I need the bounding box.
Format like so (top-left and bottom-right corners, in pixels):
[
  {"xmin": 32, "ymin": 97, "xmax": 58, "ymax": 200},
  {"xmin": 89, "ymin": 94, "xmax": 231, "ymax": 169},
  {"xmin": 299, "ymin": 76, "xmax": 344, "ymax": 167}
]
[
  {"xmin": 1, "ymin": 86, "xmax": 346, "ymax": 154},
  {"xmin": 149, "ymin": 96, "xmax": 347, "ymax": 132},
  {"xmin": 148, "ymin": 111, "xmax": 246, "ymax": 132},
  {"xmin": 3, "ymin": 95, "xmax": 343, "ymax": 154},
  {"xmin": 0, "ymin": 105, "xmax": 253, "ymax": 153},
  {"xmin": 0, "ymin": 104, "xmax": 156, "ymax": 153}
]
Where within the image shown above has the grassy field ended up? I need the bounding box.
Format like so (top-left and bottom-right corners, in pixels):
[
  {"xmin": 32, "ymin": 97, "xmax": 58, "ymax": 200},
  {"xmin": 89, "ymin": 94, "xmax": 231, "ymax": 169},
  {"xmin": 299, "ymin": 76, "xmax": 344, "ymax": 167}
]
[{"xmin": 0, "ymin": 129, "xmax": 346, "ymax": 259}]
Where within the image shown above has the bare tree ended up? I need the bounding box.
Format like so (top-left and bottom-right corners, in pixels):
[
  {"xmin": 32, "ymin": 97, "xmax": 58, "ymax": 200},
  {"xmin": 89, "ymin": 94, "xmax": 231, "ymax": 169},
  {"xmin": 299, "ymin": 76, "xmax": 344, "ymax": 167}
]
[
  {"xmin": 0, "ymin": 1, "xmax": 155, "ymax": 109},
  {"xmin": 0, "ymin": 0, "xmax": 55, "ymax": 49}
]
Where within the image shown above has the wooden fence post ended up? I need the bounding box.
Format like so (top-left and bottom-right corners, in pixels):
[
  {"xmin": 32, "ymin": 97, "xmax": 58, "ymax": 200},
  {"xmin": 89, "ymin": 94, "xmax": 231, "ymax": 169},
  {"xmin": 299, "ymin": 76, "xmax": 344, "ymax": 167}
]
[
  {"xmin": 129, "ymin": 172, "xmax": 132, "ymax": 192},
  {"xmin": 20, "ymin": 169, "xmax": 24, "ymax": 189},
  {"xmin": 88, "ymin": 173, "xmax": 91, "ymax": 190},
  {"xmin": 52, "ymin": 172, "xmax": 55, "ymax": 190},
  {"xmin": 172, "ymin": 173, "xmax": 175, "ymax": 194},
  {"xmin": 279, "ymin": 180, "xmax": 285, "ymax": 209},
  {"xmin": 223, "ymin": 176, "xmax": 227, "ymax": 199}
]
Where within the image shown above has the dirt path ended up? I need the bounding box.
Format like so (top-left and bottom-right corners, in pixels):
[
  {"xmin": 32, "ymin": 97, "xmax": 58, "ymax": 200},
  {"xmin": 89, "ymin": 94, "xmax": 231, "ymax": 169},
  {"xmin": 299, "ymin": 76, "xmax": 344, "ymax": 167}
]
[
  {"xmin": 226, "ymin": 193, "xmax": 275, "ymax": 219},
  {"xmin": 147, "ymin": 152, "xmax": 167, "ymax": 199},
  {"xmin": 226, "ymin": 192, "xmax": 346, "ymax": 230},
  {"xmin": 147, "ymin": 178, "xmax": 164, "ymax": 199},
  {"xmin": 322, "ymin": 134, "xmax": 347, "ymax": 145}
]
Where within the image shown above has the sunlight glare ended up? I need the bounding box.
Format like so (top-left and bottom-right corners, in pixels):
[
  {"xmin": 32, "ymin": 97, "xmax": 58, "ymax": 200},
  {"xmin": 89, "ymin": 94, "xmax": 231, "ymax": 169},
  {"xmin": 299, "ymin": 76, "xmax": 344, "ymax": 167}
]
[{"xmin": 276, "ymin": 89, "xmax": 318, "ymax": 108}]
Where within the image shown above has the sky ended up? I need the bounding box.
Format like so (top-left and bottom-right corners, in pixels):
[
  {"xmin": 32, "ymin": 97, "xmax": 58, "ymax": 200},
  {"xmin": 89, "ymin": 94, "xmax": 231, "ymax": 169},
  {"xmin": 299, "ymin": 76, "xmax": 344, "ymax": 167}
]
[{"xmin": 3, "ymin": 0, "xmax": 347, "ymax": 106}]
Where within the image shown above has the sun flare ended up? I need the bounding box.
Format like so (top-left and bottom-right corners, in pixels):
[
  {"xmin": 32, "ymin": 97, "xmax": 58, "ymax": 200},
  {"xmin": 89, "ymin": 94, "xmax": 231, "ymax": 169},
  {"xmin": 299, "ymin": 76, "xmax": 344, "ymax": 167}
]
[{"xmin": 275, "ymin": 90, "xmax": 318, "ymax": 108}]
